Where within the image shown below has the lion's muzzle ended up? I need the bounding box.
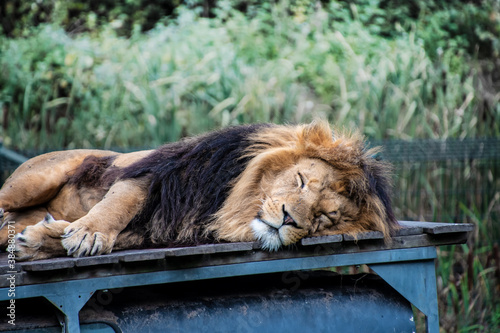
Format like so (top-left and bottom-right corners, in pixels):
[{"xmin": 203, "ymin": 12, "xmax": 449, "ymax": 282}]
[{"xmin": 251, "ymin": 218, "xmax": 283, "ymax": 251}]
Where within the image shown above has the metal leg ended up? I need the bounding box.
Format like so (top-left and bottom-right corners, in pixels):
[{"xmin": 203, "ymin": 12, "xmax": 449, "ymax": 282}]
[
  {"xmin": 44, "ymin": 291, "xmax": 95, "ymax": 333},
  {"xmin": 369, "ymin": 259, "xmax": 440, "ymax": 333}
]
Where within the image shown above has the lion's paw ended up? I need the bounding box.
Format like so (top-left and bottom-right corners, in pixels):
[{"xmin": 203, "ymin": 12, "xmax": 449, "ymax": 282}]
[
  {"xmin": 14, "ymin": 230, "xmax": 40, "ymax": 261},
  {"xmin": 15, "ymin": 214, "xmax": 68, "ymax": 261},
  {"xmin": 62, "ymin": 225, "xmax": 114, "ymax": 257}
]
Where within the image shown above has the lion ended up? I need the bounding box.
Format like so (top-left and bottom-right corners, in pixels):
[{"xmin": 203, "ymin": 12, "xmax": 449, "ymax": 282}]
[{"xmin": 0, "ymin": 121, "xmax": 398, "ymax": 260}]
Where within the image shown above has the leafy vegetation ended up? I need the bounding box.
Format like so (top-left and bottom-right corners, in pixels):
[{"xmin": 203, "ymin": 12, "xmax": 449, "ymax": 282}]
[
  {"xmin": 1, "ymin": 1, "xmax": 499, "ymax": 149},
  {"xmin": 0, "ymin": 1, "xmax": 498, "ymax": 331},
  {"xmin": 436, "ymin": 204, "xmax": 500, "ymax": 332}
]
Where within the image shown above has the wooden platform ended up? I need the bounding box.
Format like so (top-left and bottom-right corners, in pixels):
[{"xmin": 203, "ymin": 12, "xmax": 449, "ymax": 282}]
[
  {"xmin": 0, "ymin": 221, "xmax": 474, "ymax": 333},
  {"xmin": 0, "ymin": 221, "xmax": 473, "ymax": 287}
]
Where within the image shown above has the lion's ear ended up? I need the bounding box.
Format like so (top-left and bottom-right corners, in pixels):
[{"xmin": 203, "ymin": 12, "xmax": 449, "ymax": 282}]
[
  {"xmin": 299, "ymin": 124, "xmax": 366, "ymax": 170},
  {"xmin": 328, "ymin": 129, "xmax": 368, "ymax": 171}
]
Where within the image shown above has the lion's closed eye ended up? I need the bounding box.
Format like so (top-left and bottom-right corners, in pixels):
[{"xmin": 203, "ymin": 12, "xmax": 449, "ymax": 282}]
[
  {"xmin": 328, "ymin": 210, "xmax": 339, "ymax": 219},
  {"xmin": 331, "ymin": 211, "xmax": 343, "ymax": 223},
  {"xmin": 296, "ymin": 172, "xmax": 306, "ymax": 189}
]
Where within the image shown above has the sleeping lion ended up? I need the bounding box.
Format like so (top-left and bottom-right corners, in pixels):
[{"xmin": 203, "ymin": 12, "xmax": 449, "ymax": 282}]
[{"xmin": 0, "ymin": 121, "xmax": 398, "ymax": 260}]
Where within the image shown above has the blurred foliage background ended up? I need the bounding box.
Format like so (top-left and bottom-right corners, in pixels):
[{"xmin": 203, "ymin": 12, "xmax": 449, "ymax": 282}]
[{"xmin": 0, "ymin": 0, "xmax": 499, "ymax": 331}]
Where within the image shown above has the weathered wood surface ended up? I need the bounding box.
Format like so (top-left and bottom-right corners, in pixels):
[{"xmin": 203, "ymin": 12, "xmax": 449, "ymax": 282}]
[
  {"xmin": 0, "ymin": 221, "xmax": 473, "ymax": 288},
  {"xmin": 398, "ymin": 221, "xmax": 474, "ymax": 234},
  {"xmin": 300, "ymin": 234, "xmax": 343, "ymax": 246}
]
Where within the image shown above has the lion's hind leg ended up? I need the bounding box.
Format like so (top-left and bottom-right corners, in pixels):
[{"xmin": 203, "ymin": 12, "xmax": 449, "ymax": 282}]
[{"xmin": 0, "ymin": 150, "xmax": 116, "ymax": 212}]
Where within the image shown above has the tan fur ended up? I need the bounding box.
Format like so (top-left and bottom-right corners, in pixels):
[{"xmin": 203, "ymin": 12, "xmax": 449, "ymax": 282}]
[
  {"xmin": 0, "ymin": 150, "xmax": 116, "ymax": 211},
  {"xmin": 0, "ymin": 150, "xmax": 151, "ymax": 260}
]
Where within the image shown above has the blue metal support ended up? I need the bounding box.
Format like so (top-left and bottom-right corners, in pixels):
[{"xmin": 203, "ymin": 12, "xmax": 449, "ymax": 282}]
[
  {"xmin": 44, "ymin": 291, "xmax": 95, "ymax": 333},
  {"xmin": 369, "ymin": 256, "xmax": 439, "ymax": 333}
]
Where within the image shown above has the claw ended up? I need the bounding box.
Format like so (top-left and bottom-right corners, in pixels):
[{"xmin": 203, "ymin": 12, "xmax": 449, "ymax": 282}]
[
  {"xmin": 63, "ymin": 227, "xmax": 78, "ymax": 239},
  {"xmin": 44, "ymin": 214, "xmax": 56, "ymax": 224},
  {"xmin": 79, "ymin": 248, "xmax": 90, "ymax": 257},
  {"xmin": 15, "ymin": 233, "xmax": 27, "ymax": 244},
  {"xmin": 90, "ymin": 234, "xmax": 101, "ymax": 256},
  {"xmin": 68, "ymin": 233, "xmax": 87, "ymax": 257}
]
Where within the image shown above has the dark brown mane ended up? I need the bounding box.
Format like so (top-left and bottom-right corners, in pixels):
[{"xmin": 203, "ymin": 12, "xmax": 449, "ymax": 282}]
[{"xmin": 120, "ymin": 124, "xmax": 272, "ymax": 246}]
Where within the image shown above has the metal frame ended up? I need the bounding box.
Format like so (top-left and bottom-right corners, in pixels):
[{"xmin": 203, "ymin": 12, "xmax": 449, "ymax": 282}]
[{"xmin": 2, "ymin": 246, "xmax": 439, "ymax": 333}]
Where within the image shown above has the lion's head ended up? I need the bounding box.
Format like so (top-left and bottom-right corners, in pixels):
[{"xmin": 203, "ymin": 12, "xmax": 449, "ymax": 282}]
[
  {"xmin": 250, "ymin": 157, "xmax": 361, "ymax": 250},
  {"xmin": 208, "ymin": 121, "xmax": 397, "ymax": 249}
]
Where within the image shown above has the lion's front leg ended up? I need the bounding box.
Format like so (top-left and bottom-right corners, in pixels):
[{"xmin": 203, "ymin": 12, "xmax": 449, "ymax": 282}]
[
  {"xmin": 61, "ymin": 179, "xmax": 148, "ymax": 257},
  {"xmin": 14, "ymin": 214, "xmax": 70, "ymax": 261}
]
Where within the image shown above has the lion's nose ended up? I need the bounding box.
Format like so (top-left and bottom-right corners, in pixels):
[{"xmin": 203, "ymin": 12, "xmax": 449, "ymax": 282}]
[{"xmin": 282, "ymin": 205, "xmax": 298, "ymax": 228}]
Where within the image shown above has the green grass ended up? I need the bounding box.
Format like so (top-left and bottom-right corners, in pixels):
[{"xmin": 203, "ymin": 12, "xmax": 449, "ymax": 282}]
[
  {"xmin": 436, "ymin": 204, "xmax": 500, "ymax": 332},
  {"xmin": 1, "ymin": 4, "xmax": 499, "ymax": 150}
]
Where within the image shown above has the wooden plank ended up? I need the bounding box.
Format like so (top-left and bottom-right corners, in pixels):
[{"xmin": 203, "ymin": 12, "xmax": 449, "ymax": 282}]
[
  {"xmin": 343, "ymin": 231, "xmax": 385, "ymax": 241},
  {"xmin": 76, "ymin": 242, "xmax": 254, "ymax": 266},
  {"xmin": 165, "ymin": 244, "xmax": 217, "ymax": 257},
  {"xmin": 20, "ymin": 257, "xmax": 77, "ymax": 272},
  {"xmin": 212, "ymin": 242, "xmax": 254, "ymax": 253},
  {"xmin": 301, "ymin": 234, "xmax": 343, "ymax": 246},
  {"xmin": 391, "ymin": 232, "xmax": 469, "ymax": 248},
  {"xmin": 399, "ymin": 221, "xmax": 474, "ymax": 234},
  {"xmin": 119, "ymin": 248, "xmax": 168, "ymax": 263},
  {"xmin": 0, "ymin": 254, "xmax": 13, "ymax": 275},
  {"xmin": 0, "ymin": 272, "xmax": 24, "ymax": 288},
  {"xmin": 253, "ymin": 241, "xmax": 263, "ymax": 250},
  {"xmin": 75, "ymin": 253, "xmax": 121, "ymax": 267},
  {"xmin": 0, "ymin": 266, "xmax": 12, "ymax": 275},
  {"xmin": 395, "ymin": 222, "xmax": 423, "ymax": 236}
]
